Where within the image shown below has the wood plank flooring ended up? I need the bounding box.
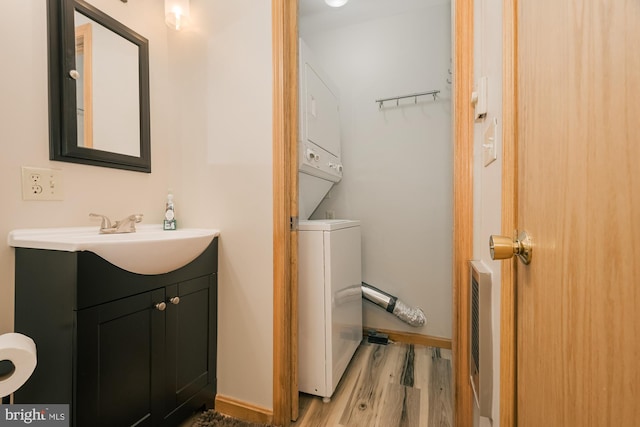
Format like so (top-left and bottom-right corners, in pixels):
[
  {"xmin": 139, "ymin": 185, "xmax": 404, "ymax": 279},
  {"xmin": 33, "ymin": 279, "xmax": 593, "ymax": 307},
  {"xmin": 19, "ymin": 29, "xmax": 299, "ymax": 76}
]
[{"xmin": 293, "ymin": 341, "xmax": 452, "ymax": 427}]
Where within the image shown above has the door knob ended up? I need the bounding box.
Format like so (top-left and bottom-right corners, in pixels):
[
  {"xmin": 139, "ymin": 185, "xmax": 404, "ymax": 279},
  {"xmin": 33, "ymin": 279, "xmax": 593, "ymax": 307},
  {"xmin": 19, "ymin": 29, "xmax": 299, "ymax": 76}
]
[
  {"xmin": 154, "ymin": 302, "xmax": 167, "ymax": 311},
  {"xmin": 169, "ymin": 296, "xmax": 180, "ymax": 305},
  {"xmin": 489, "ymin": 231, "xmax": 532, "ymax": 265}
]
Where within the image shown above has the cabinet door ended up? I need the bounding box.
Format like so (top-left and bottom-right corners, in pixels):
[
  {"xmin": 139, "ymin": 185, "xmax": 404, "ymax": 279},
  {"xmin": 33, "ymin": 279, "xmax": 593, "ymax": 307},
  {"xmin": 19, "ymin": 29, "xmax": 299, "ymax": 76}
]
[
  {"xmin": 76, "ymin": 288, "xmax": 165, "ymax": 427},
  {"xmin": 163, "ymin": 274, "xmax": 217, "ymax": 421}
]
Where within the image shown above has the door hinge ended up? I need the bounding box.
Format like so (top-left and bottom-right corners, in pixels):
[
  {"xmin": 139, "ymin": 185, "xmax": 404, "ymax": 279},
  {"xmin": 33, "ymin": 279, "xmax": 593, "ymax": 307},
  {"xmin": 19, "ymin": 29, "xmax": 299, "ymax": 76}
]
[{"xmin": 290, "ymin": 216, "xmax": 299, "ymax": 231}]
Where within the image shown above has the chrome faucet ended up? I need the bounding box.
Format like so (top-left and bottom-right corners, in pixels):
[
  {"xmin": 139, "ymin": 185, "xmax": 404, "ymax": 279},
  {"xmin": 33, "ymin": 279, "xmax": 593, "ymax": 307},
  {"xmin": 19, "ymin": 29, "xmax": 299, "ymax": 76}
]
[{"xmin": 90, "ymin": 213, "xmax": 143, "ymax": 234}]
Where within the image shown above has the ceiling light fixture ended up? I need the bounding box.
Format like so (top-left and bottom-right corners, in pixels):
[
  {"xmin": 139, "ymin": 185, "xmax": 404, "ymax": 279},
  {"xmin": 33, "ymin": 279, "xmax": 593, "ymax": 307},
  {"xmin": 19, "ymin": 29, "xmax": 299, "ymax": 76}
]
[
  {"xmin": 165, "ymin": 0, "xmax": 191, "ymax": 31},
  {"xmin": 325, "ymin": 0, "xmax": 349, "ymax": 7}
]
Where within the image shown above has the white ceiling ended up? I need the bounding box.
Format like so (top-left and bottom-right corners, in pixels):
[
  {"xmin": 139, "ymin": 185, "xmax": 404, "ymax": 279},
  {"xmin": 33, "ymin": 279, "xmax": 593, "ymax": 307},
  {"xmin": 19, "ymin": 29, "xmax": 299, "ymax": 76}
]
[
  {"xmin": 298, "ymin": 0, "xmax": 450, "ymax": 35},
  {"xmin": 299, "ymin": 0, "xmax": 444, "ymax": 17}
]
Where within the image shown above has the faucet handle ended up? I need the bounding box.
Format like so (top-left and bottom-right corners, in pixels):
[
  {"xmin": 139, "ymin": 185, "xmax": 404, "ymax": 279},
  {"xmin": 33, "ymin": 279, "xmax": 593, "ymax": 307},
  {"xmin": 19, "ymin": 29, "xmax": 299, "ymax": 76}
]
[
  {"xmin": 115, "ymin": 214, "xmax": 144, "ymax": 233},
  {"xmin": 129, "ymin": 214, "xmax": 144, "ymax": 223},
  {"xmin": 89, "ymin": 213, "xmax": 112, "ymax": 229}
]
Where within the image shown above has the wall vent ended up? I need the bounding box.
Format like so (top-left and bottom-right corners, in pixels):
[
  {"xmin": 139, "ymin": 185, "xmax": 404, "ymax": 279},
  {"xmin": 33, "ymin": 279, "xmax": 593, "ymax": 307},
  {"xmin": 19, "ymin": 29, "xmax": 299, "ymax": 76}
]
[{"xmin": 469, "ymin": 260, "xmax": 493, "ymax": 418}]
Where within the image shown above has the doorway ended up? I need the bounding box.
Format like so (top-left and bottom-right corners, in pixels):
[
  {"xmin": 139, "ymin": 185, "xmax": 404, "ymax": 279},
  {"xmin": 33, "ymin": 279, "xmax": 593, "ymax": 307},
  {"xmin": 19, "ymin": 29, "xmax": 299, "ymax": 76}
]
[
  {"xmin": 271, "ymin": 0, "xmax": 475, "ymax": 425},
  {"xmin": 298, "ymin": 0, "xmax": 453, "ymax": 342}
]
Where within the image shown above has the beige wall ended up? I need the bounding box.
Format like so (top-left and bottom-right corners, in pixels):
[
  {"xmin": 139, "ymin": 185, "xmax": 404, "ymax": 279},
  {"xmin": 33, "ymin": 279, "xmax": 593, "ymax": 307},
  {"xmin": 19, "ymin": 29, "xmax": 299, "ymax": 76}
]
[
  {"xmin": 171, "ymin": 0, "xmax": 274, "ymax": 409},
  {"xmin": 0, "ymin": 0, "xmax": 273, "ymax": 411}
]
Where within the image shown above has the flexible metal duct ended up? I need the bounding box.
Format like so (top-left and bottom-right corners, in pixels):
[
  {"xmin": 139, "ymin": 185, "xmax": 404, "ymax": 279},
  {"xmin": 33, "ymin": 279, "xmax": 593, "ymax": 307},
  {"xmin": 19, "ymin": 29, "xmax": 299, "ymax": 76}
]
[{"xmin": 361, "ymin": 282, "xmax": 427, "ymax": 327}]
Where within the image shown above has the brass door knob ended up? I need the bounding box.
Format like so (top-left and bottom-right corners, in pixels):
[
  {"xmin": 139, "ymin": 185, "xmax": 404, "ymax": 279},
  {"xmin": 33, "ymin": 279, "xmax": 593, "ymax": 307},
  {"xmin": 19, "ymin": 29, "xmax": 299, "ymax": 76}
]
[{"xmin": 489, "ymin": 231, "xmax": 532, "ymax": 265}]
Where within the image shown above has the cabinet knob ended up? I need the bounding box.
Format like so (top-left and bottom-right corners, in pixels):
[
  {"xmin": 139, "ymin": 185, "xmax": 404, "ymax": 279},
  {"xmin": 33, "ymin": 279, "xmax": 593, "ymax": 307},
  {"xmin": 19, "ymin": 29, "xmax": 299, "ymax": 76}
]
[
  {"xmin": 154, "ymin": 302, "xmax": 167, "ymax": 311},
  {"xmin": 169, "ymin": 296, "xmax": 180, "ymax": 305}
]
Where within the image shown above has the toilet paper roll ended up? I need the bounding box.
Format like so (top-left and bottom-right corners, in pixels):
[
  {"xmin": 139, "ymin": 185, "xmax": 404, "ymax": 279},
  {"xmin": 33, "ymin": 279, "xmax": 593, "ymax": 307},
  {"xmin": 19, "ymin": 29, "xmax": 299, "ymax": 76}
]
[{"xmin": 0, "ymin": 333, "xmax": 37, "ymax": 397}]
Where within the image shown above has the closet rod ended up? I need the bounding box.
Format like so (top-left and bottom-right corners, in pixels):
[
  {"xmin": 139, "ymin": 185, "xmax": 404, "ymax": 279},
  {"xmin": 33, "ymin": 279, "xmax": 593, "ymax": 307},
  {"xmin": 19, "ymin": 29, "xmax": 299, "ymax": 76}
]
[{"xmin": 375, "ymin": 90, "xmax": 440, "ymax": 109}]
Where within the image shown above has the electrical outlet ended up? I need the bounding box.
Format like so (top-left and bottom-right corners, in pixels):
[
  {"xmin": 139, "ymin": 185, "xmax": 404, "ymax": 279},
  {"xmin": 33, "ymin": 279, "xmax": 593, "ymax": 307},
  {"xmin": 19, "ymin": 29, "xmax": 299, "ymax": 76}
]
[{"xmin": 21, "ymin": 167, "xmax": 64, "ymax": 201}]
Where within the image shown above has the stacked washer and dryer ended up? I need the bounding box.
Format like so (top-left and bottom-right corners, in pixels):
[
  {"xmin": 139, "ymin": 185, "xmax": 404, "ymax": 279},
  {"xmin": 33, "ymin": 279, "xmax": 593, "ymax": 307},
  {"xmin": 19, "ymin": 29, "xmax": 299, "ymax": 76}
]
[{"xmin": 297, "ymin": 39, "xmax": 363, "ymax": 403}]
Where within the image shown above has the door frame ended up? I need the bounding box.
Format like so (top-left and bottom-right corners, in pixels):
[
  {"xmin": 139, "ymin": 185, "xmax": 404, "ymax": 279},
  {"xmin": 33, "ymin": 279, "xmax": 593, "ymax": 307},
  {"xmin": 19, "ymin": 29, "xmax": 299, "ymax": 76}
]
[
  {"xmin": 451, "ymin": 0, "xmax": 475, "ymax": 425},
  {"xmin": 272, "ymin": 0, "xmax": 476, "ymax": 425},
  {"xmin": 272, "ymin": 1, "xmax": 298, "ymax": 426},
  {"xmin": 499, "ymin": 0, "xmax": 517, "ymax": 425}
]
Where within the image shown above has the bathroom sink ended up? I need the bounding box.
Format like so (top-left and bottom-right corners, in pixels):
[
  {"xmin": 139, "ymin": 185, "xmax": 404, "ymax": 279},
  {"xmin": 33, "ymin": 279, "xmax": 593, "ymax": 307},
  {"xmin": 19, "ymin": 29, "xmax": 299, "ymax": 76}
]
[{"xmin": 7, "ymin": 225, "xmax": 220, "ymax": 275}]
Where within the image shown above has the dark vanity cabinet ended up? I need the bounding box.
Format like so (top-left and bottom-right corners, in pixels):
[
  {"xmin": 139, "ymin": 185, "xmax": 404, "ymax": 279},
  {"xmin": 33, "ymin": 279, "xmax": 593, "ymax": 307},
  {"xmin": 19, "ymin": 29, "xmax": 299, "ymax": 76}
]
[{"xmin": 13, "ymin": 238, "xmax": 218, "ymax": 426}]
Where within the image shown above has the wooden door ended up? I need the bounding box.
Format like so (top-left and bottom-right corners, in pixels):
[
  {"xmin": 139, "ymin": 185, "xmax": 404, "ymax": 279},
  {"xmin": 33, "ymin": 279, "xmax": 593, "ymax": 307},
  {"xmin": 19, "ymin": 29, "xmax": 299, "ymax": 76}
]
[{"xmin": 514, "ymin": 0, "xmax": 640, "ymax": 425}]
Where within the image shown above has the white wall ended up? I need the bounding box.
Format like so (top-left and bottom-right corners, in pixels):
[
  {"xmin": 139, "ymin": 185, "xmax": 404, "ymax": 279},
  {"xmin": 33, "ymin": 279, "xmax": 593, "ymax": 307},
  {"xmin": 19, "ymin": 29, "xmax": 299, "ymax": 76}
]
[
  {"xmin": 302, "ymin": 2, "xmax": 453, "ymax": 339},
  {"xmin": 168, "ymin": 0, "xmax": 274, "ymax": 409},
  {"xmin": 472, "ymin": 0, "xmax": 504, "ymax": 424},
  {"xmin": 0, "ymin": 0, "xmax": 274, "ymax": 411}
]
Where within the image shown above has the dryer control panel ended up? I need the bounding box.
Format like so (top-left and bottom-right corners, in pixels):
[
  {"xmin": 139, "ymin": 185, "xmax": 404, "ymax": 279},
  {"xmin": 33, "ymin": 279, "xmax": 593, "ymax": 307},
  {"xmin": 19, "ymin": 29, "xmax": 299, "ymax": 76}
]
[{"xmin": 299, "ymin": 141, "xmax": 342, "ymax": 183}]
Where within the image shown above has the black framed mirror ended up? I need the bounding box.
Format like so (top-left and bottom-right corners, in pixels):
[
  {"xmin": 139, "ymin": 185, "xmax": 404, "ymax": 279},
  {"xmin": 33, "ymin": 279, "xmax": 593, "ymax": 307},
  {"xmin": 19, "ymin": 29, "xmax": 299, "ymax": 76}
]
[{"xmin": 48, "ymin": 0, "xmax": 151, "ymax": 172}]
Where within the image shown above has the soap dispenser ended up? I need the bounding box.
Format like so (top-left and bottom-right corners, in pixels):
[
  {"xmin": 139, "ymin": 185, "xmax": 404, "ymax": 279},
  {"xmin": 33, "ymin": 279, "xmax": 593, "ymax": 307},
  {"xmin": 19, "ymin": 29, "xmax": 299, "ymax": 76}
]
[{"xmin": 163, "ymin": 190, "xmax": 177, "ymax": 230}]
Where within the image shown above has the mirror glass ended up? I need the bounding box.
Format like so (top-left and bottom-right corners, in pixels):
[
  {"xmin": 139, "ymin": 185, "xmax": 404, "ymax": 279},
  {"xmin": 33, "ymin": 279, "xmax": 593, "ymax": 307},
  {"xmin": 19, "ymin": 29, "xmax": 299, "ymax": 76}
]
[
  {"xmin": 74, "ymin": 11, "xmax": 140, "ymax": 156},
  {"xmin": 48, "ymin": 0, "xmax": 151, "ymax": 172}
]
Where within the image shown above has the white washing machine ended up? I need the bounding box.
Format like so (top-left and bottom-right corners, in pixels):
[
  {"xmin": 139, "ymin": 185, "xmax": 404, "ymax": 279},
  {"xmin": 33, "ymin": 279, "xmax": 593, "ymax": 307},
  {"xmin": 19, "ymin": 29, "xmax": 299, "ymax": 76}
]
[
  {"xmin": 298, "ymin": 219, "xmax": 362, "ymax": 401},
  {"xmin": 297, "ymin": 40, "xmax": 362, "ymax": 401}
]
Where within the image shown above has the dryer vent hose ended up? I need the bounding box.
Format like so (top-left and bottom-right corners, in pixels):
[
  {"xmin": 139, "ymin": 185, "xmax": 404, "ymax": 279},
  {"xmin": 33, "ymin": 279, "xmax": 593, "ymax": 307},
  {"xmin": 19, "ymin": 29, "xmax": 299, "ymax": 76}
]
[{"xmin": 361, "ymin": 282, "xmax": 427, "ymax": 327}]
